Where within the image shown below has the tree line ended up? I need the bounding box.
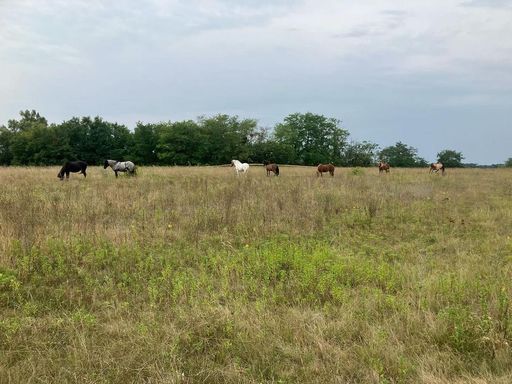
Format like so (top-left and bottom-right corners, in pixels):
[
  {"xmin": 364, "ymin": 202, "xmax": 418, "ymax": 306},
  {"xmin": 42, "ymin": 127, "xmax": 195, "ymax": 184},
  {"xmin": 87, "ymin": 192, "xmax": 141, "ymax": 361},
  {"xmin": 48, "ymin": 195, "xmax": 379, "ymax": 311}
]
[{"xmin": 0, "ymin": 110, "xmax": 467, "ymax": 167}]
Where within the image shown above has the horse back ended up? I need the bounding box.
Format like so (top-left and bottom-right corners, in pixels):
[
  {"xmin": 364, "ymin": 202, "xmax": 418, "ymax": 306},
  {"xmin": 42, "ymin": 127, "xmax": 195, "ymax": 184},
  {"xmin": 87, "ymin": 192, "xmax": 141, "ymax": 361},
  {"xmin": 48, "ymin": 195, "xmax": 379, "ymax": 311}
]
[{"xmin": 67, "ymin": 161, "xmax": 87, "ymax": 172}]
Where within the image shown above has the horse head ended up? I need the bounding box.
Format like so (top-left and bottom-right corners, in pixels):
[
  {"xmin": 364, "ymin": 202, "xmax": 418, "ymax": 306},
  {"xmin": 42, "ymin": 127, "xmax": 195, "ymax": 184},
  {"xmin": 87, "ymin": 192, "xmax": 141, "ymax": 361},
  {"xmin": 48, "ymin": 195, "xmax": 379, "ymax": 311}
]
[{"xmin": 103, "ymin": 160, "xmax": 110, "ymax": 169}]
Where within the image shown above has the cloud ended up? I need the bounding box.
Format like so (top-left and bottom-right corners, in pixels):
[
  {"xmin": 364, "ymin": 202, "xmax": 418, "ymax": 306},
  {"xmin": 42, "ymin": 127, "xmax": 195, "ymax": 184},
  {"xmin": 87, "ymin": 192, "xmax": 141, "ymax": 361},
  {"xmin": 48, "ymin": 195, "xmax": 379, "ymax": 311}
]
[
  {"xmin": 0, "ymin": 0, "xmax": 511, "ymax": 163},
  {"xmin": 461, "ymin": 0, "xmax": 512, "ymax": 8}
]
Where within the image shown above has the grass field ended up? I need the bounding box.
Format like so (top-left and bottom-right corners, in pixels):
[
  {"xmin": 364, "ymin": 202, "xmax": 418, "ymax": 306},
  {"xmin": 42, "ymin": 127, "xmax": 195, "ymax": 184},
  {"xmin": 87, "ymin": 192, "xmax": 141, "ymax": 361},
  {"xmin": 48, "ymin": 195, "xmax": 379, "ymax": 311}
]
[{"xmin": 1, "ymin": 165, "xmax": 511, "ymax": 383}]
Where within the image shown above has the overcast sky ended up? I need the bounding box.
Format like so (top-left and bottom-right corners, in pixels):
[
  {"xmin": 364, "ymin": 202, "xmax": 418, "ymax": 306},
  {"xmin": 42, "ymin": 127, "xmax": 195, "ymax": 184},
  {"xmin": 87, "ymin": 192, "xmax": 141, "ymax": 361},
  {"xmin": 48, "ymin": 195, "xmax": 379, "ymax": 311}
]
[{"xmin": 1, "ymin": 0, "xmax": 511, "ymax": 164}]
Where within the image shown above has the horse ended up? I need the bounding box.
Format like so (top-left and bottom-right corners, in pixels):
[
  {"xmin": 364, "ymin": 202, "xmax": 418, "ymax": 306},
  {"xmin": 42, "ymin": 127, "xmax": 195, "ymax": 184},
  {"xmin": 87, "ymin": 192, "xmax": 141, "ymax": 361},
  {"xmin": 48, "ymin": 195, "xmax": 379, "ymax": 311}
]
[
  {"xmin": 378, "ymin": 161, "xmax": 390, "ymax": 173},
  {"xmin": 231, "ymin": 159, "xmax": 249, "ymax": 175},
  {"xmin": 317, "ymin": 163, "xmax": 335, "ymax": 177},
  {"xmin": 104, "ymin": 159, "xmax": 136, "ymax": 178},
  {"xmin": 430, "ymin": 162, "xmax": 445, "ymax": 175},
  {"xmin": 263, "ymin": 160, "xmax": 279, "ymax": 176},
  {"xmin": 57, "ymin": 160, "xmax": 87, "ymax": 180}
]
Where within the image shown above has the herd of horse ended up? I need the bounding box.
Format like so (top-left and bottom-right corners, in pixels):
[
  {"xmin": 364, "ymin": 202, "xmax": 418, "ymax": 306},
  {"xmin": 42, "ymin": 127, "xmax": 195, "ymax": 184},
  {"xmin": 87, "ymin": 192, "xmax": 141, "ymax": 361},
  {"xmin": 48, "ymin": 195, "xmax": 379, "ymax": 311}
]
[
  {"xmin": 57, "ymin": 159, "xmax": 136, "ymax": 180},
  {"xmin": 57, "ymin": 159, "xmax": 446, "ymax": 180}
]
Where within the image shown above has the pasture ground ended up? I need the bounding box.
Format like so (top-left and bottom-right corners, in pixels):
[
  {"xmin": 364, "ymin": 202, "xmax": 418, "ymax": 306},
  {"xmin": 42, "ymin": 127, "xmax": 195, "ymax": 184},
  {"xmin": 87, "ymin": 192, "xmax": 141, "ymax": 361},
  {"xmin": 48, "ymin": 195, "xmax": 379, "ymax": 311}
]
[{"xmin": 0, "ymin": 166, "xmax": 511, "ymax": 383}]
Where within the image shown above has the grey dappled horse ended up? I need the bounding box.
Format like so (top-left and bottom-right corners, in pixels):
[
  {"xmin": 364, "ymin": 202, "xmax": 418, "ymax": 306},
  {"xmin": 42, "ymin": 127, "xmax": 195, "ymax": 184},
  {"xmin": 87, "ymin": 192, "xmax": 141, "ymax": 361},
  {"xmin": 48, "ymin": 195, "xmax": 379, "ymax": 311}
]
[{"xmin": 104, "ymin": 159, "xmax": 136, "ymax": 178}]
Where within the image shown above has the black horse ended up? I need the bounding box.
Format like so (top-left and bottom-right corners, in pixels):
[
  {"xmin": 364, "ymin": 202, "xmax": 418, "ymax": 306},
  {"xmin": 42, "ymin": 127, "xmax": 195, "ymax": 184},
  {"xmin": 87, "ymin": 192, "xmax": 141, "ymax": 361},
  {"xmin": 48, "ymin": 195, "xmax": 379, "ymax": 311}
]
[{"xmin": 58, "ymin": 161, "xmax": 87, "ymax": 180}]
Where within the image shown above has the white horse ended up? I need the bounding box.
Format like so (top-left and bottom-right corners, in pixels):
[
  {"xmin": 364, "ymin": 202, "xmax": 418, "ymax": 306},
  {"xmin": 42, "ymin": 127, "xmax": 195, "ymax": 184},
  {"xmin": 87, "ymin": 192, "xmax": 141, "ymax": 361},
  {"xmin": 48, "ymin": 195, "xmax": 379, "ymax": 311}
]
[
  {"xmin": 104, "ymin": 159, "xmax": 136, "ymax": 178},
  {"xmin": 231, "ymin": 159, "xmax": 249, "ymax": 175}
]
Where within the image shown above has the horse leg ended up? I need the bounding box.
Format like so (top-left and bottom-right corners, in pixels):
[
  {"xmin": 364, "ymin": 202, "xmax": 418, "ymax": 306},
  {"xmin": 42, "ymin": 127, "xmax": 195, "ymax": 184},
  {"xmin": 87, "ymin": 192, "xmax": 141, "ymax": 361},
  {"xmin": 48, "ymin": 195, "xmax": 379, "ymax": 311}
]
[
  {"xmin": 115, "ymin": 171, "xmax": 118, "ymax": 178},
  {"xmin": 82, "ymin": 169, "xmax": 87, "ymax": 178},
  {"xmin": 66, "ymin": 172, "xmax": 70, "ymax": 180}
]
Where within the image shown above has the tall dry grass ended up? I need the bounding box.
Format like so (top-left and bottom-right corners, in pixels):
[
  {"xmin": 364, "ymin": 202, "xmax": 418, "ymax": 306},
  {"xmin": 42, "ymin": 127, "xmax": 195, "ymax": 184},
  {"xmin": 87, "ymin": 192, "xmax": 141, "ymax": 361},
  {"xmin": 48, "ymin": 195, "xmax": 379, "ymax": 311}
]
[{"xmin": 0, "ymin": 165, "xmax": 511, "ymax": 383}]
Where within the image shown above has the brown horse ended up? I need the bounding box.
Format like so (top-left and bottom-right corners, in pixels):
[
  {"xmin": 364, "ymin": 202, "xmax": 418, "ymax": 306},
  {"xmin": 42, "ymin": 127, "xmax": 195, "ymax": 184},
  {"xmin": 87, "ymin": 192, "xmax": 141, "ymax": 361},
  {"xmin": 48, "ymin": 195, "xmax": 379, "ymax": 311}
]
[
  {"xmin": 263, "ymin": 160, "xmax": 279, "ymax": 176},
  {"xmin": 317, "ymin": 163, "xmax": 335, "ymax": 177},
  {"xmin": 378, "ymin": 161, "xmax": 390, "ymax": 173},
  {"xmin": 430, "ymin": 162, "xmax": 445, "ymax": 175}
]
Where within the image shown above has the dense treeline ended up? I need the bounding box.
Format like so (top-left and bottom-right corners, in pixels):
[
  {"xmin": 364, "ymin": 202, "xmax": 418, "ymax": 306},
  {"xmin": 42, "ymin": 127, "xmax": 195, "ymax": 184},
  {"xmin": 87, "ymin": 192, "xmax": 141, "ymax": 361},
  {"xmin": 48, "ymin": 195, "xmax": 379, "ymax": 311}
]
[{"xmin": 0, "ymin": 110, "xmax": 466, "ymax": 167}]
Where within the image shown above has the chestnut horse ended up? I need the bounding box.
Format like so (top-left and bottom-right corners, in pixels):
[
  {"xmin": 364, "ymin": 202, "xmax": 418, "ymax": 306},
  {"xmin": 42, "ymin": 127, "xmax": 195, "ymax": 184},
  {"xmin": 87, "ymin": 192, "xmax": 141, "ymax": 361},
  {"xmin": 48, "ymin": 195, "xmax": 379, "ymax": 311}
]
[
  {"xmin": 430, "ymin": 162, "xmax": 445, "ymax": 175},
  {"xmin": 317, "ymin": 163, "xmax": 335, "ymax": 177},
  {"xmin": 263, "ymin": 160, "xmax": 279, "ymax": 176},
  {"xmin": 378, "ymin": 161, "xmax": 390, "ymax": 173}
]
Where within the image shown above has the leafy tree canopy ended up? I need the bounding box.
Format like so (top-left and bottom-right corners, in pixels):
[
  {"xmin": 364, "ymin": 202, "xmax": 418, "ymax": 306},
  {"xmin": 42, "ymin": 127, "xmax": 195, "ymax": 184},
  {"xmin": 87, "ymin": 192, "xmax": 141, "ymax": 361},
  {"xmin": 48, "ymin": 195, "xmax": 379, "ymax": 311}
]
[
  {"xmin": 437, "ymin": 149, "xmax": 464, "ymax": 168},
  {"xmin": 379, "ymin": 141, "xmax": 428, "ymax": 167},
  {"xmin": 342, "ymin": 141, "xmax": 379, "ymax": 167},
  {"xmin": 274, "ymin": 112, "xmax": 349, "ymax": 165},
  {"xmin": 1, "ymin": 110, "xmax": 461, "ymax": 169}
]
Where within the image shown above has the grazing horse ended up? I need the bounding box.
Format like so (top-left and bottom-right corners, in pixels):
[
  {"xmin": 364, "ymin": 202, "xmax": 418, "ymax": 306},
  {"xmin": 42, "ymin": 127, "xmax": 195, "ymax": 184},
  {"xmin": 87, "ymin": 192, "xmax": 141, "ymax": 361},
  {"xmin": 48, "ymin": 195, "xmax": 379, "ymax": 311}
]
[
  {"xmin": 317, "ymin": 163, "xmax": 335, "ymax": 177},
  {"xmin": 430, "ymin": 162, "xmax": 445, "ymax": 175},
  {"xmin": 231, "ymin": 159, "xmax": 250, "ymax": 175},
  {"xmin": 378, "ymin": 161, "xmax": 390, "ymax": 173},
  {"xmin": 263, "ymin": 160, "xmax": 279, "ymax": 176},
  {"xmin": 104, "ymin": 159, "xmax": 136, "ymax": 178},
  {"xmin": 57, "ymin": 161, "xmax": 87, "ymax": 180}
]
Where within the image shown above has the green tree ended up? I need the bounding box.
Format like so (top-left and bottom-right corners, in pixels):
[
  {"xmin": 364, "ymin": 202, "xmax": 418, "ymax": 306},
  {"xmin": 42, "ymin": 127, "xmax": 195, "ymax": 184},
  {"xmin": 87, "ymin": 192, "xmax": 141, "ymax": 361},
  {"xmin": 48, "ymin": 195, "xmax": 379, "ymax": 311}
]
[
  {"xmin": 0, "ymin": 126, "xmax": 13, "ymax": 165},
  {"xmin": 133, "ymin": 122, "xmax": 159, "ymax": 165},
  {"xmin": 110, "ymin": 122, "xmax": 133, "ymax": 161},
  {"xmin": 7, "ymin": 110, "xmax": 56, "ymax": 165},
  {"xmin": 7, "ymin": 110, "xmax": 47, "ymax": 133},
  {"xmin": 248, "ymin": 128, "xmax": 295, "ymax": 164},
  {"xmin": 57, "ymin": 117, "xmax": 88, "ymax": 161},
  {"xmin": 74, "ymin": 117, "xmax": 132, "ymax": 164},
  {"xmin": 157, "ymin": 121, "xmax": 204, "ymax": 165},
  {"xmin": 505, "ymin": 158, "xmax": 512, "ymax": 167},
  {"xmin": 199, "ymin": 115, "xmax": 257, "ymax": 164},
  {"xmin": 437, "ymin": 149, "xmax": 464, "ymax": 168},
  {"xmin": 249, "ymin": 140, "xmax": 296, "ymax": 164},
  {"xmin": 274, "ymin": 112, "xmax": 348, "ymax": 165},
  {"xmin": 342, "ymin": 141, "xmax": 379, "ymax": 167},
  {"xmin": 379, "ymin": 141, "xmax": 427, "ymax": 167}
]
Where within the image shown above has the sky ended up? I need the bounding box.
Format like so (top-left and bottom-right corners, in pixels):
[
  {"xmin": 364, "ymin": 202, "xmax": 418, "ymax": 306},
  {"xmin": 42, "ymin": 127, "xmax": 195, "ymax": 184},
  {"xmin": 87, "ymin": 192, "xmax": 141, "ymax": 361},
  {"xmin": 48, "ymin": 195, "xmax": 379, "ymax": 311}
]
[{"xmin": 1, "ymin": 0, "xmax": 511, "ymax": 164}]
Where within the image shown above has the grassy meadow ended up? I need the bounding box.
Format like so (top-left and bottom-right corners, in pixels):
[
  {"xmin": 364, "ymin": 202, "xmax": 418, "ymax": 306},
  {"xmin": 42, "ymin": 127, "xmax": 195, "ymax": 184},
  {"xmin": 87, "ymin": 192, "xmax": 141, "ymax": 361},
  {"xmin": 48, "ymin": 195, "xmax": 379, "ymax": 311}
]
[{"xmin": 0, "ymin": 165, "xmax": 511, "ymax": 383}]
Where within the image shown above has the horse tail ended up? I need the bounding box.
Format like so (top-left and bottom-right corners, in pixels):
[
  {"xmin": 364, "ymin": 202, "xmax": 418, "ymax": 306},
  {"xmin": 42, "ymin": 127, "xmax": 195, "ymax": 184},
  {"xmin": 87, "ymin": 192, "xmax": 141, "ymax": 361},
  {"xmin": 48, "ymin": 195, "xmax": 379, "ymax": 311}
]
[{"xmin": 275, "ymin": 165, "xmax": 279, "ymax": 176}]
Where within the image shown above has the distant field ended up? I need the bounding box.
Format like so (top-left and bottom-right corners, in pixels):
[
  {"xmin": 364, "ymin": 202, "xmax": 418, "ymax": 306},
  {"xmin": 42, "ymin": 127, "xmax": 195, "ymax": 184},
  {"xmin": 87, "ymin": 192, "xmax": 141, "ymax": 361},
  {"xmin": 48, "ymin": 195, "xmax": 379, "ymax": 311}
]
[{"xmin": 1, "ymin": 166, "xmax": 511, "ymax": 383}]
